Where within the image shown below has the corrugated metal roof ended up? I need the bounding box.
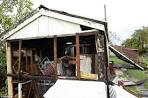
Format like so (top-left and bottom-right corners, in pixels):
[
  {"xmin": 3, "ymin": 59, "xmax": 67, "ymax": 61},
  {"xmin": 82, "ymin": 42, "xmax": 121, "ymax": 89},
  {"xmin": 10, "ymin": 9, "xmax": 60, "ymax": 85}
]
[
  {"xmin": 112, "ymin": 45, "xmax": 139, "ymax": 64},
  {"xmin": 109, "ymin": 45, "xmax": 144, "ymax": 70}
]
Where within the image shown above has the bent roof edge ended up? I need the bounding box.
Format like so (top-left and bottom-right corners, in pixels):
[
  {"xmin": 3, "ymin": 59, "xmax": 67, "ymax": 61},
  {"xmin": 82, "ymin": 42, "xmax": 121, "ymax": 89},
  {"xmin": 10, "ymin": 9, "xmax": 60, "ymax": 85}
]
[{"xmin": 38, "ymin": 5, "xmax": 107, "ymax": 25}]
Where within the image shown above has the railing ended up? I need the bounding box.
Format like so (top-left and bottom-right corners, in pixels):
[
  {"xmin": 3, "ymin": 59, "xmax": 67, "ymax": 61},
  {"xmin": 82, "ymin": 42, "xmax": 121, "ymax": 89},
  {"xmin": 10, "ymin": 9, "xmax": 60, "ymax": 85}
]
[{"xmin": 0, "ymin": 96, "xmax": 12, "ymax": 98}]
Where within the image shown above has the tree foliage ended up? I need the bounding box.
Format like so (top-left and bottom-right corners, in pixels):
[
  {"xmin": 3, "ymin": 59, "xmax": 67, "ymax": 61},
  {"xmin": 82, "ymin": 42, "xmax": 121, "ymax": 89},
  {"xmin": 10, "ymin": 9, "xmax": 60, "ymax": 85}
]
[
  {"xmin": 0, "ymin": 0, "xmax": 33, "ymax": 32},
  {"xmin": 0, "ymin": 0, "xmax": 33, "ymax": 92},
  {"xmin": 0, "ymin": 41, "xmax": 6, "ymax": 89},
  {"xmin": 122, "ymin": 27, "xmax": 148, "ymax": 53}
]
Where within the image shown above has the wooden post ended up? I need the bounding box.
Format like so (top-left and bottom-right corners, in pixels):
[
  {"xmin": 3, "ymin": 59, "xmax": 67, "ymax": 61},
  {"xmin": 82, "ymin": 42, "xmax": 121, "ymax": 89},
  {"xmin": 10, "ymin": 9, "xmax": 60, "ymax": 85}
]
[
  {"xmin": 95, "ymin": 33, "xmax": 100, "ymax": 79},
  {"xmin": 18, "ymin": 40, "xmax": 22, "ymax": 74},
  {"xmin": 6, "ymin": 42, "xmax": 14, "ymax": 97},
  {"xmin": 76, "ymin": 34, "xmax": 80, "ymax": 80},
  {"xmin": 30, "ymin": 49, "xmax": 33, "ymax": 65},
  {"xmin": 30, "ymin": 49, "xmax": 33, "ymax": 73},
  {"xmin": 53, "ymin": 36, "xmax": 57, "ymax": 76},
  {"xmin": 25, "ymin": 49, "xmax": 28, "ymax": 72}
]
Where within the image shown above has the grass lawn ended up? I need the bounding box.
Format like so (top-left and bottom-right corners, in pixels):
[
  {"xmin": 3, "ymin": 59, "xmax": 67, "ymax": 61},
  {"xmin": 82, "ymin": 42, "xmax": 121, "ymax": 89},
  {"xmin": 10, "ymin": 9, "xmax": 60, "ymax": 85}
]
[
  {"xmin": 139, "ymin": 55, "xmax": 148, "ymax": 67},
  {"xmin": 127, "ymin": 69, "xmax": 148, "ymax": 89},
  {"xmin": 124, "ymin": 86, "xmax": 139, "ymax": 94},
  {"xmin": 127, "ymin": 69, "xmax": 148, "ymax": 80},
  {"xmin": 109, "ymin": 56, "xmax": 127, "ymax": 65},
  {"xmin": 110, "ymin": 55, "xmax": 148, "ymax": 66},
  {"xmin": 109, "ymin": 55, "xmax": 148, "ymax": 93}
]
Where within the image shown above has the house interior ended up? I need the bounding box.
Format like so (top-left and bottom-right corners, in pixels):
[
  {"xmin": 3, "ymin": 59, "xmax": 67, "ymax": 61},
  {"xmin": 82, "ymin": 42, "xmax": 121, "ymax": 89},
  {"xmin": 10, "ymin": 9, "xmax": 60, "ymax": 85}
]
[{"xmin": 8, "ymin": 31, "xmax": 107, "ymax": 98}]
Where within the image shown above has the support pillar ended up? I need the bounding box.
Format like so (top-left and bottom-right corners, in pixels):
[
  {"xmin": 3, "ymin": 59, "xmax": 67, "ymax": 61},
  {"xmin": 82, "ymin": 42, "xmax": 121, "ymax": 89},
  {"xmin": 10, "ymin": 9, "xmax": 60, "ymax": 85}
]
[
  {"xmin": 76, "ymin": 34, "xmax": 80, "ymax": 80},
  {"xmin": 6, "ymin": 42, "xmax": 13, "ymax": 97},
  {"xmin": 53, "ymin": 36, "xmax": 57, "ymax": 76}
]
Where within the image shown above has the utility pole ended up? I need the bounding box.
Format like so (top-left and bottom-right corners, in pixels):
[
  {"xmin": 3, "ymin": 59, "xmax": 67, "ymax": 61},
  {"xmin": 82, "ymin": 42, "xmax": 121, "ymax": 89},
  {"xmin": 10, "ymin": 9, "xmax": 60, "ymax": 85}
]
[
  {"xmin": 104, "ymin": 4, "xmax": 107, "ymax": 21},
  {"xmin": 104, "ymin": 4, "xmax": 110, "ymax": 98}
]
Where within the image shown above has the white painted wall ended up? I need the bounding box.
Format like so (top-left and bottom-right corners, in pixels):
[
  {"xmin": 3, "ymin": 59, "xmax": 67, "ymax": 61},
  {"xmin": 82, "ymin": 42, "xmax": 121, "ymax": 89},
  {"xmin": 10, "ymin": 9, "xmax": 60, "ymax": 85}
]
[{"xmin": 8, "ymin": 16, "xmax": 81, "ymax": 40}]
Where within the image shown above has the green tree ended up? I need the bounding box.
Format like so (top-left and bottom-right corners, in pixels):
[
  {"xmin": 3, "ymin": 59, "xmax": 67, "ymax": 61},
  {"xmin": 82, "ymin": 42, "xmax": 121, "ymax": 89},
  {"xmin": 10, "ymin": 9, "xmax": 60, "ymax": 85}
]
[
  {"xmin": 0, "ymin": 0, "xmax": 33, "ymax": 94},
  {"xmin": 0, "ymin": 41, "xmax": 6, "ymax": 89},
  {"xmin": 122, "ymin": 27, "xmax": 148, "ymax": 53},
  {"xmin": 0, "ymin": 0, "xmax": 33, "ymax": 32}
]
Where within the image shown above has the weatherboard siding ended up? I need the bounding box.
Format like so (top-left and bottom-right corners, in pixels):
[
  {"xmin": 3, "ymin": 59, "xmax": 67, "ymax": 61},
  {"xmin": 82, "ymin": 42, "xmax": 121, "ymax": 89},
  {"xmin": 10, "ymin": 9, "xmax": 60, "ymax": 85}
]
[{"xmin": 8, "ymin": 16, "xmax": 81, "ymax": 40}]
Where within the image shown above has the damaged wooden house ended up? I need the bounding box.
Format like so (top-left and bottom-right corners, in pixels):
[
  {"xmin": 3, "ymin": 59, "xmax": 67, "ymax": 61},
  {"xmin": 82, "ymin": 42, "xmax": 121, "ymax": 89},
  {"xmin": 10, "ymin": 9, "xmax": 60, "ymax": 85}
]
[
  {"xmin": 0, "ymin": 5, "xmax": 137, "ymax": 98},
  {"xmin": 0, "ymin": 5, "xmax": 109, "ymax": 98}
]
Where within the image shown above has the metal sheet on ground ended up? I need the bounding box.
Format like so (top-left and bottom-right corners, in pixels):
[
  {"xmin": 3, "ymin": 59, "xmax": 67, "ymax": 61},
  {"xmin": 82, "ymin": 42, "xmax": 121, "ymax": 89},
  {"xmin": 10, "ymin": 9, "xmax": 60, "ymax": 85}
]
[{"xmin": 44, "ymin": 79, "xmax": 107, "ymax": 98}]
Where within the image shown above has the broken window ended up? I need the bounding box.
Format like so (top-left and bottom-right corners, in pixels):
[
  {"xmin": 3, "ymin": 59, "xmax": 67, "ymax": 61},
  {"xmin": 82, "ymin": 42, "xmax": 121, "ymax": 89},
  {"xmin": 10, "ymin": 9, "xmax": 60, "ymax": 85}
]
[
  {"xmin": 79, "ymin": 35, "xmax": 98, "ymax": 80},
  {"xmin": 56, "ymin": 33, "xmax": 106, "ymax": 80},
  {"xmin": 11, "ymin": 38, "xmax": 55, "ymax": 76}
]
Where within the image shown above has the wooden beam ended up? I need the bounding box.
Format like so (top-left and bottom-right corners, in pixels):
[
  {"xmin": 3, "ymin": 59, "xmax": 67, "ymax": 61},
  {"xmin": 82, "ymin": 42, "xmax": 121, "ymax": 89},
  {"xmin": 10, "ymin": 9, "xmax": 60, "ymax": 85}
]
[
  {"xmin": 7, "ymin": 74, "xmax": 55, "ymax": 81},
  {"xmin": 18, "ymin": 40, "xmax": 22, "ymax": 74},
  {"xmin": 53, "ymin": 36, "xmax": 57, "ymax": 76},
  {"xmin": 6, "ymin": 42, "xmax": 14, "ymax": 97},
  {"xmin": 76, "ymin": 34, "xmax": 80, "ymax": 80}
]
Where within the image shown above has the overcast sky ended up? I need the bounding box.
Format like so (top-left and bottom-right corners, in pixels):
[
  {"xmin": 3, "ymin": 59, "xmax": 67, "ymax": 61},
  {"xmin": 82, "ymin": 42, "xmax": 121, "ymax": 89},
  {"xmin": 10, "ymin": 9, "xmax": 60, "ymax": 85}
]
[{"xmin": 33, "ymin": 0, "xmax": 148, "ymax": 44}]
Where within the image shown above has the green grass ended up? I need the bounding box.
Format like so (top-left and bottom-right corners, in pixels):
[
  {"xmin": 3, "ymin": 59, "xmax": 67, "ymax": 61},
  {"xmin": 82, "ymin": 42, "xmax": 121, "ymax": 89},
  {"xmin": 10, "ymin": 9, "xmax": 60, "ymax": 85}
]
[
  {"xmin": 110, "ymin": 55, "xmax": 148, "ymax": 90},
  {"xmin": 110, "ymin": 56, "xmax": 127, "ymax": 65},
  {"xmin": 127, "ymin": 69, "xmax": 148, "ymax": 80},
  {"xmin": 139, "ymin": 55, "xmax": 148, "ymax": 67},
  {"xmin": 110, "ymin": 55, "xmax": 148, "ymax": 66},
  {"xmin": 127, "ymin": 69, "xmax": 148, "ymax": 89},
  {"xmin": 124, "ymin": 86, "xmax": 139, "ymax": 94},
  {"xmin": 144, "ymin": 81, "xmax": 148, "ymax": 89}
]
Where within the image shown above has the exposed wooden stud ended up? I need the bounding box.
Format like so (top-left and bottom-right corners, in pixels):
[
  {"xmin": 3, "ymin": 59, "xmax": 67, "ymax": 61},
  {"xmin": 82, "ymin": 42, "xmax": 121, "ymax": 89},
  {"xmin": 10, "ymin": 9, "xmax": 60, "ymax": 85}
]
[
  {"xmin": 53, "ymin": 36, "xmax": 57, "ymax": 76},
  {"xmin": 6, "ymin": 42, "xmax": 14, "ymax": 97},
  {"xmin": 30, "ymin": 49, "xmax": 33, "ymax": 65},
  {"xmin": 39, "ymin": 49, "xmax": 42, "ymax": 60},
  {"xmin": 95, "ymin": 54, "xmax": 100, "ymax": 79},
  {"xmin": 25, "ymin": 49, "xmax": 28, "ymax": 72},
  {"xmin": 27, "ymin": 84, "xmax": 32, "ymax": 98},
  {"xmin": 30, "ymin": 49, "xmax": 33, "ymax": 73},
  {"xmin": 18, "ymin": 40, "xmax": 22, "ymax": 74},
  {"xmin": 76, "ymin": 34, "xmax": 80, "ymax": 80},
  {"xmin": 95, "ymin": 33, "xmax": 100, "ymax": 79}
]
